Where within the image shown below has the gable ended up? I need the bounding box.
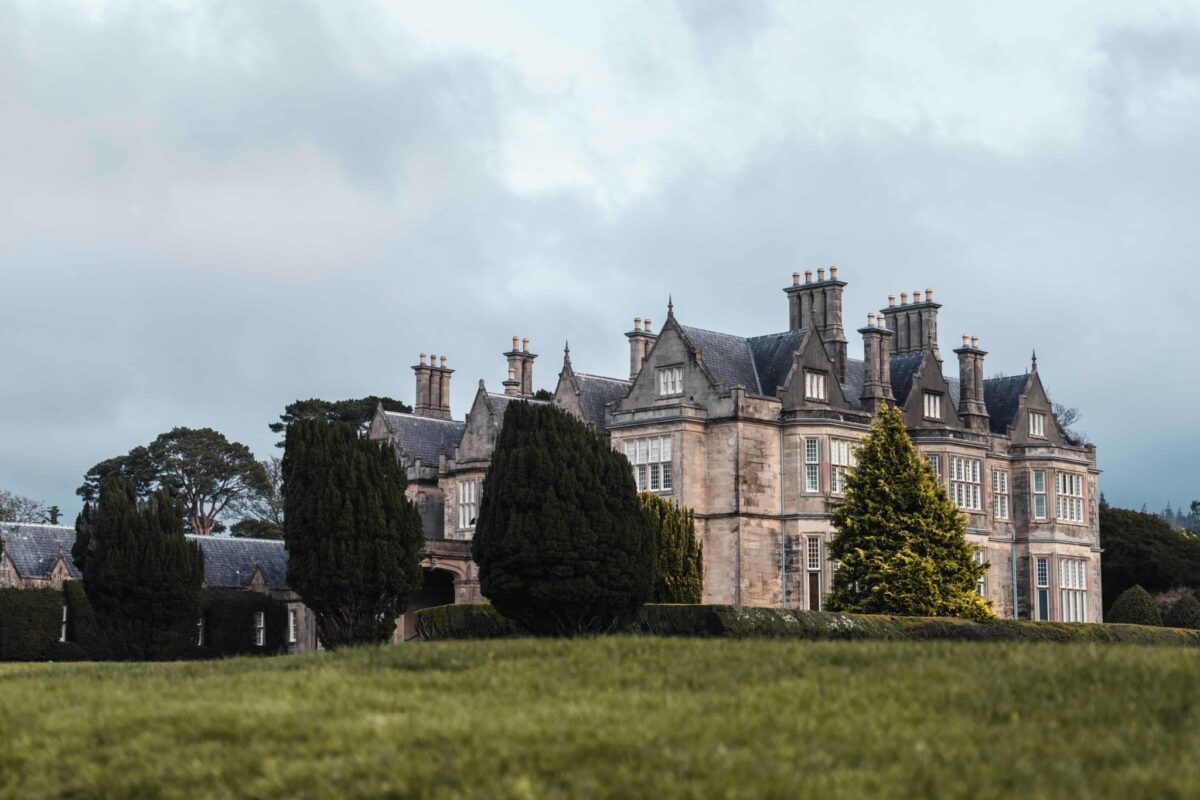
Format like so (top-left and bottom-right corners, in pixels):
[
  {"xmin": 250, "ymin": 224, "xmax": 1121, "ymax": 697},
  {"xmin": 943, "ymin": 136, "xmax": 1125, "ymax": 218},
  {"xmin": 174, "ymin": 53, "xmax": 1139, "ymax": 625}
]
[
  {"xmin": 898, "ymin": 351, "xmax": 963, "ymax": 431},
  {"xmin": 778, "ymin": 329, "xmax": 851, "ymax": 411},
  {"xmin": 1007, "ymin": 371, "xmax": 1070, "ymax": 446}
]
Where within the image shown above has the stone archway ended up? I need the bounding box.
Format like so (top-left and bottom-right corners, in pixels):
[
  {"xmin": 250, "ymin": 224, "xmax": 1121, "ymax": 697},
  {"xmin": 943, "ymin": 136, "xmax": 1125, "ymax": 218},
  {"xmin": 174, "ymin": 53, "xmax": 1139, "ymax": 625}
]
[{"xmin": 395, "ymin": 567, "xmax": 459, "ymax": 642}]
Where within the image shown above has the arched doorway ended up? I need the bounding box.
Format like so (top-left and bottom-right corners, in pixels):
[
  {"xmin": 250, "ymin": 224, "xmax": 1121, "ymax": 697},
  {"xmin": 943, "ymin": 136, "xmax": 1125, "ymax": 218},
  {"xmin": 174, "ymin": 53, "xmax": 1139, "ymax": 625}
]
[{"xmin": 396, "ymin": 568, "xmax": 459, "ymax": 642}]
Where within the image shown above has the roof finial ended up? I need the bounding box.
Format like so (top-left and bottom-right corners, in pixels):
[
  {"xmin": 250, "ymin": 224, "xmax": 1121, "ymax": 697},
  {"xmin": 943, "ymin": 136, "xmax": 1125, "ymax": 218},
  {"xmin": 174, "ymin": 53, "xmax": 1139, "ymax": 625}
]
[
  {"xmin": 1031, "ymin": 350, "xmax": 1038, "ymax": 371},
  {"xmin": 563, "ymin": 340, "xmax": 571, "ymax": 363},
  {"xmin": 667, "ymin": 294, "xmax": 674, "ymax": 317}
]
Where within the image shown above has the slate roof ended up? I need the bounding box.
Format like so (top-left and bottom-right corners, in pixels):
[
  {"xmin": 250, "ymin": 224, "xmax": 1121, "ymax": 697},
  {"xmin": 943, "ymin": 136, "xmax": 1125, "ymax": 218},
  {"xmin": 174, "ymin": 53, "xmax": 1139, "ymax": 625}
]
[
  {"xmin": 572, "ymin": 373, "xmax": 631, "ymax": 430},
  {"xmin": 382, "ymin": 411, "xmax": 466, "ymax": 466},
  {"xmin": 0, "ymin": 523, "xmax": 80, "ymax": 579},
  {"xmin": 0, "ymin": 525, "xmax": 290, "ymax": 591},
  {"xmin": 486, "ymin": 393, "xmax": 549, "ymax": 422},
  {"xmin": 678, "ymin": 324, "xmax": 808, "ymax": 397},
  {"xmin": 983, "ymin": 374, "xmax": 1030, "ymax": 434},
  {"xmin": 189, "ymin": 535, "xmax": 289, "ymax": 591},
  {"xmin": 888, "ymin": 352, "xmax": 927, "ymax": 404},
  {"xmin": 843, "ymin": 358, "xmax": 866, "ymax": 409}
]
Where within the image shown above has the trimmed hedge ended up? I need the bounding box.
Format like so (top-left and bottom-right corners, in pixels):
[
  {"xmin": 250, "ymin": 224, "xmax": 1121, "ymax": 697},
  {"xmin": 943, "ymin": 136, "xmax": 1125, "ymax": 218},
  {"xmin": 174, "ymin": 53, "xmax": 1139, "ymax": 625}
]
[
  {"xmin": 415, "ymin": 602, "xmax": 1200, "ymax": 647},
  {"xmin": 1165, "ymin": 593, "xmax": 1200, "ymax": 630},
  {"xmin": 1106, "ymin": 585, "xmax": 1163, "ymax": 626},
  {"xmin": 0, "ymin": 585, "xmax": 290, "ymax": 661}
]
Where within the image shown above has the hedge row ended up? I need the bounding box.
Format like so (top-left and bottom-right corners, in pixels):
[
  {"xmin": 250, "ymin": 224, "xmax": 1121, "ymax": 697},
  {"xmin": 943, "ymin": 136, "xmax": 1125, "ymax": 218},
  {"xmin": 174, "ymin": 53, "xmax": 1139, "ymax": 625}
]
[
  {"xmin": 0, "ymin": 586, "xmax": 291, "ymax": 661},
  {"xmin": 414, "ymin": 602, "xmax": 1200, "ymax": 647}
]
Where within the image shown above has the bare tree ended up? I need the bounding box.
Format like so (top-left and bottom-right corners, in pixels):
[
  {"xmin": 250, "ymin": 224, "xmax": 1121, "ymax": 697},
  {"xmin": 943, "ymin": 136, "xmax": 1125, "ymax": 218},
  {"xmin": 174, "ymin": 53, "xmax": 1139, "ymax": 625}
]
[{"xmin": 0, "ymin": 490, "xmax": 45, "ymax": 523}]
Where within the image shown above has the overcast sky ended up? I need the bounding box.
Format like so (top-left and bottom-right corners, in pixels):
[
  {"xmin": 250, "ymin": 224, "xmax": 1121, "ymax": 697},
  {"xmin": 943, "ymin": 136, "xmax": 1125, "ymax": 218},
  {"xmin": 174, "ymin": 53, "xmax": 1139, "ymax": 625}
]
[{"xmin": 2, "ymin": 0, "xmax": 1198, "ymax": 517}]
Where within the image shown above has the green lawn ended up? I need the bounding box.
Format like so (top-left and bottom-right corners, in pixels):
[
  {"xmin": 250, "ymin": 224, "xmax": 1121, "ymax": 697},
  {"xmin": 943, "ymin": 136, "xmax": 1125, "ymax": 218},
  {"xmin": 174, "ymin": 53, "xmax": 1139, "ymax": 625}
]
[{"xmin": 2, "ymin": 638, "xmax": 1199, "ymax": 799}]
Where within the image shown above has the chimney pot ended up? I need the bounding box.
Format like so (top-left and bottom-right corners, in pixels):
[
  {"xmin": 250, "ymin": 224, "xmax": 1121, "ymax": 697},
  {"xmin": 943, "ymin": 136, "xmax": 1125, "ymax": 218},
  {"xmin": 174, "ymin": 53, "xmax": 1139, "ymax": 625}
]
[
  {"xmin": 971, "ymin": 336, "xmax": 979, "ymax": 348},
  {"xmin": 634, "ymin": 317, "xmax": 642, "ymax": 331},
  {"xmin": 805, "ymin": 270, "xmax": 813, "ymax": 283},
  {"xmin": 511, "ymin": 336, "xmax": 519, "ymax": 351},
  {"xmin": 926, "ymin": 288, "xmax": 933, "ymax": 301},
  {"xmin": 818, "ymin": 267, "xmax": 826, "ymax": 281},
  {"xmin": 829, "ymin": 266, "xmax": 838, "ymax": 280},
  {"xmin": 419, "ymin": 353, "xmax": 427, "ymax": 366},
  {"xmin": 913, "ymin": 290, "xmax": 922, "ymax": 303},
  {"xmin": 644, "ymin": 319, "xmax": 652, "ymax": 332},
  {"xmin": 792, "ymin": 271, "xmax": 800, "ymax": 286},
  {"xmin": 888, "ymin": 295, "xmax": 896, "ymax": 308},
  {"xmin": 962, "ymin": 335, "xmax": 970, "ymax": 347},
  {"xmin": 440, "ymin": 356, "xmax": 447, "ymax": 367},
  {"xmin": 900, "ymin": 292, "xmax": 909, "ymax": 305},
  {"xmin": 868, "ymin": 313, "xmax": 876, "ymax": 327},
  {"xmin": 522, "ymin": 337, "xmax": 529, "ymax": 352}
]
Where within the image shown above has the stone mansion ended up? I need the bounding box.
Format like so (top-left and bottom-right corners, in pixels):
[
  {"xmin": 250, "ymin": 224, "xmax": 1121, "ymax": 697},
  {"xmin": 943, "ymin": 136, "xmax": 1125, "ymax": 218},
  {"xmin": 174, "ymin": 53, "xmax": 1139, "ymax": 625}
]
[{"xmin": 369, "ymin": 269, "xmax": 1102, "ymax": 626}]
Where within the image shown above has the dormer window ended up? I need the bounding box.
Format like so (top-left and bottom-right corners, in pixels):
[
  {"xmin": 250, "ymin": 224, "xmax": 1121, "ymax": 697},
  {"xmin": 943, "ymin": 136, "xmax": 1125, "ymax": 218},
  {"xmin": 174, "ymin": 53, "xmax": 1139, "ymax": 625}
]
[
  {"xmin": 923, "ymin": 391, "xmax": 943, "ymax": 420},
  {"xmin": 804, "ymin": 370, "xmax": 827, "ymax": 402},
  {"xmin": 657, "ymin": 366, "xmax": 683, "ymax": 396},
  {"xmin": 1029, "ymin": 411, "xmax": 1046, "ymax": 438}
]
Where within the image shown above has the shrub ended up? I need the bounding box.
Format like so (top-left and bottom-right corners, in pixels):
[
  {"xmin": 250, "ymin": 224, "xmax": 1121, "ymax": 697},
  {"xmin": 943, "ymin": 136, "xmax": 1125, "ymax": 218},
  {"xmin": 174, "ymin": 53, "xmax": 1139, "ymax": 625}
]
[
  {"xmin": 472, "ymin": 403, "xmax": 654, "ymax": 636},
  {"xmin": 1106, "ymin": 585, "xmax": 1163, "ymax": 626},
  {"xmin": 200, "ymin": 589, "xmax": 289, "ymax": 657},
  {"xmin": 0, "ymin": 589, "xmax": 66, "ymax": 660},
  {"xmin": 1165, "ymin": 593, "xmax": 1200, "ymax": 630},
  {"xmin": 414, "ymin": 604, "xmax": 515, "ymax": 641},
  {"xmin": 639, "ymin": 494, "xmax": 703, "ymax": 604}
]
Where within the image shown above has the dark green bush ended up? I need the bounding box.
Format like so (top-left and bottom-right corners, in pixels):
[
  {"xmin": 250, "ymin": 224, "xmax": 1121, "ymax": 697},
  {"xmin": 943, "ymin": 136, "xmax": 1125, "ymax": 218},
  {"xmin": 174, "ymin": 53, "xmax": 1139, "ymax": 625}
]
[
  {"xmin": 0, "ymin": 589, "xmax": 66, "ymax": 661},
  {"xmin": 1106, "ymin": 585, "xmax": 1163, "ymax": 626},
  {"xmin": 414, "ymin": 603, "xmax": 515, "ymax": 641},
  {"xmin": 200, "ymin": 589, "xmax": 289, "ymax": 657},
  {"xmin": 1165, "ymin": 593, "xmax": 1200, "ymax": 630}
]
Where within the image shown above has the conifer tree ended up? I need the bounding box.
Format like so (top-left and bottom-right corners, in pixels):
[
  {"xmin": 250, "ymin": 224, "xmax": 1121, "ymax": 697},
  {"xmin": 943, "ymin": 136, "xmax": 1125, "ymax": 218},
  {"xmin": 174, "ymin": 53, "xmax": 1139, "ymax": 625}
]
[
  {"xmin": 827, "ymin": 405, "xmax": 992, "ymax": 621},
  {"xmin": 74, "ymin": 476, "xmax": 204, "ymax": 659},
  {"xmin": 472, "ymin": 402, "xmax": 654, "ymax": 635},
  {"xmin": 1106, "ymin": 584, "xmax": 1163, "ymax": 626},
  {"xmin": 1164, "ymin": 593, "xmax": 1200, "ymax": 630},
  {"xmin": 282, "ymin": 419, "xmax": 425, "ymax": 648},
  {"xmin": 639, "ymin": 493, "xmax": 703, "ymax": 604}
]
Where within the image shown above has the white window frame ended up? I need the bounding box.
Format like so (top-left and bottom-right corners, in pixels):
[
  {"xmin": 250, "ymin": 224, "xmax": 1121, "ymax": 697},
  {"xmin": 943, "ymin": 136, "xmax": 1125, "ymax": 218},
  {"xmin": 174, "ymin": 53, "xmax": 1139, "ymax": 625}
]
[
  {"xmin": 1029, "ymin": 411, "xmax": 1046, "ymax": 438},
  {"xmin": 926, "ymin": 454, "xmax": 942, "ymax": 483},
  {"xmin": 1032, "ymin": 470, "xmax": 1048, "ymax": 520},
  {"xmin": 457, "ymin": 479, "xmax": 479, "ymax": 531},
  {"xmin": 657, "ymin": 366, "xmax": 683, "ymax": 397},
  {"xmin": 1059, "ymin": 558, "xmax": 1087, "ymax": 623},
  {"xmin": 830, "ymin": 439, "xmax": 856, "ymax": 495},
  {"xmin": 804, "ymin": 438, "xmax": 821, "ymax": 493},
  {"xmin": 1035, "ymin": 556, "xmax": 1050, "ymax": 621},
  {"xmin": 625, "ymin": 436, "xmax": 673, "ymax": 494},
  {"xmin": 59, "ymin": 603, "xmax": 69, "ymax": 643},
  {"xmin": 196, "ymin": 616, "xmax": 205, "ymax": 647},
  {"xmin": 254, "ymin": 611, "xmax": 266, "ymax": 647},
  {"xmin": 975, "ymin": 549, "xmax": 987, "ymax": 597},
  {"xmin": 806, "ymin": 536, "xmax": 822, "ymax": 572},
  {"xmin": 923, "ymin": 391, "xmax": 943, "ymax": 420},
  {"xmin": 950, "ymin": 457, "xmax": 982, "ymax": 511},
  {"xmin": 804, "ymin": 370, "xmax": 828, "ymax": 402},
  {"xmin": 1055, "ymin": 473, "xmax": 1085, "ymax": 523},
  {"xmin": 992, "ymin": 469, "xmax": 1010, "ymax": 520},
  {"xmin": 288, "ymin": 609, "xmax": 299, "ymax": 644}
]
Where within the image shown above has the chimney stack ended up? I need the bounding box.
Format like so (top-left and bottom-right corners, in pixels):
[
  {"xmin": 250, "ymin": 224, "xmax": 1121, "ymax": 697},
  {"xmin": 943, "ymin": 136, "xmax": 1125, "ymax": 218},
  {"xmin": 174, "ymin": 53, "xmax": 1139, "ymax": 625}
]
[
  {"xmin": 783, "ymin": 266, "xmax": 849, "ymax": 383},
  {"xmin": 953, "ymin": 335, "xmax": 989, "ymax": 433},
  {"xmin": 858, "ymin": 315, "xmax": 895, "ymax": 415},
  {"xmin": 626, "ymin": 314, "xmax": 658, "ymax": 380},
  {"xmin": 504, "ymin": 336, "xmax": 537, "ymax": 398},
  {"xmin": 413, "ymin": 352, "xmax": 453, "ymax": 420},
  {"xmin": 880, "ymin": 286, "xmax": 942, "ymax": 358}
]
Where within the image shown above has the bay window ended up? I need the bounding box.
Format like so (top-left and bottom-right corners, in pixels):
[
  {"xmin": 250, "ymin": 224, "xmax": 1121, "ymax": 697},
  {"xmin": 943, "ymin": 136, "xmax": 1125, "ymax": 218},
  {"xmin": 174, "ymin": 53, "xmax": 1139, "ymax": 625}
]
[{"xmin": 625, "ymin": 436, "xmax": 673, "ymax": 494}]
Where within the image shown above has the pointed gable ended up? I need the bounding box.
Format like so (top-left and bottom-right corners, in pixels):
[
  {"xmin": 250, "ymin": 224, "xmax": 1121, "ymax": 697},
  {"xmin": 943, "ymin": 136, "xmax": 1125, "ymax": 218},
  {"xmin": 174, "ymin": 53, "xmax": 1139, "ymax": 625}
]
[{"xmin": 554, "ymin": 353, "xmax": 630, "ymax": 432}]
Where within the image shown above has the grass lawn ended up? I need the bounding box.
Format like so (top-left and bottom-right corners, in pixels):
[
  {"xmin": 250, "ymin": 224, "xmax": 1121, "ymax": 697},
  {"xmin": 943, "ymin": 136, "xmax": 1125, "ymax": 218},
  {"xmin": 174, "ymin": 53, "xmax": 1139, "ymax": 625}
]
[{"xmin": 2, "ymin": 638, "xmax": 1199, "ymax": 799}]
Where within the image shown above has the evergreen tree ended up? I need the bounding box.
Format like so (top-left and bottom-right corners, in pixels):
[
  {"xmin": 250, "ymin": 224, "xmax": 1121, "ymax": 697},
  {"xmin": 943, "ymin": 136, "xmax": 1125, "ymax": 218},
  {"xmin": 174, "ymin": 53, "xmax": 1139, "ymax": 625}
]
[
  {"xmin": 472, "ymin": 402, "xmax": 654, "ymax": 635},
  {"xmin": 827, "ymin": 405, "xmax": 992, "ymax": 621},
  {"xmin": 1106, "ymin": 584, "xmax": 1163, "ymax": 626},
  {"xmin": 1165, "ymin": 593, "xmax": 1200, "ymax": 630},
  {"xmin": 639, "ymin": 493, "xmax": 703, "ymax": 604},
  {"xmin": 74, "ymin": 476, "xmax": 204, "ymax": 660},
  {"xmin": 282, "ymin": 419, "xmax": 424, "ymax": 648}
]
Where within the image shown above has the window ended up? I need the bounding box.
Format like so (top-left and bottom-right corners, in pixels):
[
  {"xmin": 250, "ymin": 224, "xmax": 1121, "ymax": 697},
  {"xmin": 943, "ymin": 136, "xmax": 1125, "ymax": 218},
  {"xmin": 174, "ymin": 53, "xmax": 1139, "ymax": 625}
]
[
  {"xmin": 1055, "ymin": 473, "xmax": 1085, "ymax": 523},
  {"xmin": 625, "ymin": 436, "xmax": 673, "ymax": 493},
  {"xmin": 1059, "ymin": 559, "xmax": 1088, "ymax": 623},
  {"xmin": 1035, "ymin": 557, "xmax": 1050, "ymax": 621},
  {"xmin": 830, "ymin": 439, "xmax": 856, "ymax": 495},
  {"xmin": 806, "ymin": 536, "xmax": 823, "ymax": 611},
  {"xmin": 804, "ymin": 438, "xmax": 821, "ymax": 493},
  {"xmin": 657, "ymin": 366, "xmax": 683, "ymax": 396},
  {"xmin": 1032, "ymin": 470, "xmax": 1047, "ymax": 520},
  {"xmin": 805, "ymin": 370, "xmax": 827, "ymax": 402},
  {"xmin": 288, "ymin": 609, "xmax": 299, "ymax": 644},
  {"xmin": 975, "ymin": 550, "xmax": 987, "ymax": 597},
  {"xmin": 254, "ymin": 611, "xmax": 266, "ymax": 647},
  {"xmin": 807, "ymin": 537, "xmax": 822, "ymax": 572},
  {"xmin": 458, "ymin": 479, "xmax": 479, "ymax": 530},
  {"xmin": 992, "ymin": 470, "xmax": 1010, "ymax": 520},
  {"xmin": 950, "ymin": 457, "xmax": 982, "ymax": 510},
  {"xmin": 1029, "ymin": 411, "xmax": 1046, "ymax": 438},
  {"xmin": 196, "ymin": 616, "xmax": 205, "ymax": 647},
  {"xmin": 926, "ymin": 454, "xmax": 942, "ymax": 482},
  {"xmin": 923, "ymin": 391, "xmax": 943, "ymax": 420},
  {"xmin": 59, "ymin": 604, "xmax": 69, "ymax": 644}
]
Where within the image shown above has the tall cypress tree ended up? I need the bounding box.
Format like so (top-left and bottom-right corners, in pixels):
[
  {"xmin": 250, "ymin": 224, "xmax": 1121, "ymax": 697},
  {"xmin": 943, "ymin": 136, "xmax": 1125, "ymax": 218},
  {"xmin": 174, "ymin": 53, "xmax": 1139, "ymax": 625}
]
[
  {"xmin": 74, "ymin": 476, "xmax": 205, "ymax": 660},
  {"xmin": 282, "ymin": 419, "xmax": 424, "ymax": 648},
  {"xmin": 472, "ymin": 402, "xmax": 654, "ymax": 635},
  {"xmin": 827, "ymin": 405, "xmax": 992, "ymax": 621},
  {"xmin": 639, "ymin": 492, "xmax": 703, "ymax": 604}
]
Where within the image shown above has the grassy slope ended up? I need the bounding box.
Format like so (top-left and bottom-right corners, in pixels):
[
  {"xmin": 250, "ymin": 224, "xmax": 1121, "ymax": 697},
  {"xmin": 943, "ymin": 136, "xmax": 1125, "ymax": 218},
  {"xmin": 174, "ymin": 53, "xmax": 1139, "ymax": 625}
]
[{"xmin": 2, "ymin": 638, "xmax": 1199, "ymax": 799}]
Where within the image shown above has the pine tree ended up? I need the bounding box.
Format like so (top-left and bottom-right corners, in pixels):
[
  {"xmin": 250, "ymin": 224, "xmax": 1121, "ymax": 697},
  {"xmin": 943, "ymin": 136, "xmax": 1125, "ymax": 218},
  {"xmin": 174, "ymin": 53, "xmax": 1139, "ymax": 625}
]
[
  {"xmin": 639, "ymin": 493, "xmax": 703, "ymax": 604},
  {"xmin": 282, "ymin": 419, "xmax": 425, "ymax": 648},
  {"xmin": 827, "ymin": 405, "xmax": 992, "ymax": 621},
  {"xmin": 74, "ymin": 476, "xmax": 204, "ymax": 659},
  {"xmin": 1106, "ymin": 585, "xmax": 1163, "ymax": 626},
  {"xmin": 472, "ymin": 402, "xmax": 654, "ymax": 635},
  {"xmin": 1164, "ymin": 593, "xmax": 1200, "ymax": 630}
]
